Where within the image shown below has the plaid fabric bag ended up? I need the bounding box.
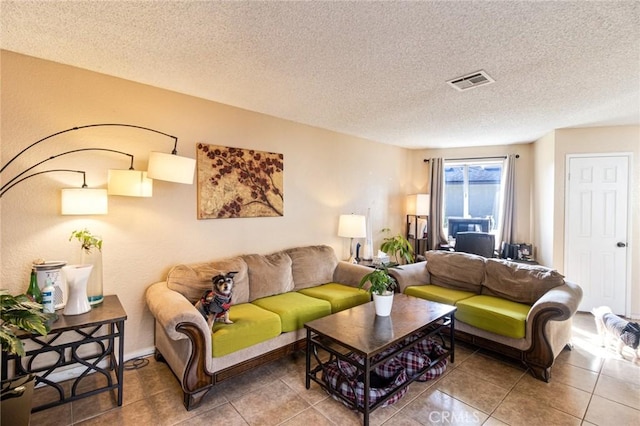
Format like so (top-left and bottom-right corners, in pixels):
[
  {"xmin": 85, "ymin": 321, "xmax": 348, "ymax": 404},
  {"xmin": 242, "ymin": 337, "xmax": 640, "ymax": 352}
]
[
  {"xmin": 396, "ymin": 347, "xmax": 427, "ymax": 377},
  {"xmin": 396, "ymin": 337, "xmax": 448, "ymax": 381},
  {"xmin": 322, "ymin": 355, "xmax": 408, "ymax": 409}
]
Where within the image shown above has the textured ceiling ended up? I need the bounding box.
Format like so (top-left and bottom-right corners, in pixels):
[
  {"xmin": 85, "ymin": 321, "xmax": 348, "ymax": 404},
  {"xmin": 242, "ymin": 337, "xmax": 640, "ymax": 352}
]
[{"xmin": 1, "ymin": 1, "xmax": 639, "ymax": 149}]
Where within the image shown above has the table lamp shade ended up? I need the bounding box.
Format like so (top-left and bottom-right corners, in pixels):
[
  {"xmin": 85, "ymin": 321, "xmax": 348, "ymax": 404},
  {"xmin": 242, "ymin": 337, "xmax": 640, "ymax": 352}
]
[
  {"xmin": 407, "ymin": 194, "xmax": 430, "ymax": 215},
  {"xmin": 338, "ymin": 214, "xmax": 367, "ymax": 238}
]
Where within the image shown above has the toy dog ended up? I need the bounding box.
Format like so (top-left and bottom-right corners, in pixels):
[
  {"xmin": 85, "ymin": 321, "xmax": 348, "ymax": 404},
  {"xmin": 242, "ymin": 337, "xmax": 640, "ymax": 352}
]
[
  {"xmin": 195, "ymin": 272, "xmax": 237, "ymax": 327},
  {"xmin": 592, "ymin": 306, "xmax": 640, "ymax": 361}
]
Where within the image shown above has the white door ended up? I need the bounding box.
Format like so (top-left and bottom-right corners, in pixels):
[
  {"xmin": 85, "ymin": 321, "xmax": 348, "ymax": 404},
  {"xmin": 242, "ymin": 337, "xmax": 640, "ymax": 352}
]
[{"xmin": 565, "ymin": 154, "xmax": 629, "ymax": 315}]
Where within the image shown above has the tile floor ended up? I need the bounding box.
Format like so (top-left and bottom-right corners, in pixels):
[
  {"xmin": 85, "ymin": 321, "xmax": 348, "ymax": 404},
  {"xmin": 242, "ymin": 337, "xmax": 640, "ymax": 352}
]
[{"xmin": 30, "ymin": 312, "xmax": 640, "ymax": 425}]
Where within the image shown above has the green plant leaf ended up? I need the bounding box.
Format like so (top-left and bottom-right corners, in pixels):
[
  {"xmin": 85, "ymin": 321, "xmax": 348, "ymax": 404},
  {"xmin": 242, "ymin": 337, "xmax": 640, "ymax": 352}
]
[
  {"xmin": 380, "ymin": 230, "xmax": 415, "ymax": 264},
  {"xmin": 1, "ymin": 290, "xmax": 54, "ymax": 356},
  {"xmin": 0, "ymin": 327, "xmax": 24, "ymax": 356},
  {"xmin": 358, "ymin": 263, "xmax": 398, "ymax": 295},
  {"xmin": 69, "ymin": 228, "xmax": 103, "ymax": 253}
]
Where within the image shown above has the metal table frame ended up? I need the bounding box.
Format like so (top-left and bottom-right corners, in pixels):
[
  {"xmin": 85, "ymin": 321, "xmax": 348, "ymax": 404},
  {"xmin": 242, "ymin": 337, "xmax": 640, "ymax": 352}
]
[
  {"xmin": 304, "ymin": 295, "xmax": 455, "ymax": 425},
  {"xmin": 1, "ymin": 295, "xmax": 127, "ymax": 412}
]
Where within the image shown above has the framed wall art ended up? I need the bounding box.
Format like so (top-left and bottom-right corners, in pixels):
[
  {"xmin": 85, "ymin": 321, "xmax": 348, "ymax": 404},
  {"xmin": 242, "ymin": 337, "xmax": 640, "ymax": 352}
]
[{"xmin": 196, "ymin": 143, "xmax": 284, "ymax": 219}]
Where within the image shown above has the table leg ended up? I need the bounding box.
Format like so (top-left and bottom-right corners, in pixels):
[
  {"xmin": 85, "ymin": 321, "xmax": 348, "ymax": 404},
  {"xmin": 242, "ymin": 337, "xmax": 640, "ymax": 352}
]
[
  {"xmin": 305, "ymin": 328, "xmax": 311, "ymax": 389},
  {"xmin": 363, "ymin": 356, "xmax": 370, "ymax": 426},
  {"xmin": 117, "ymin": 319, "xmax": 125, "ymax": 406},
  {"xmin": 450, "ymin": 313, "xmax": 455, "ymax": 364}
]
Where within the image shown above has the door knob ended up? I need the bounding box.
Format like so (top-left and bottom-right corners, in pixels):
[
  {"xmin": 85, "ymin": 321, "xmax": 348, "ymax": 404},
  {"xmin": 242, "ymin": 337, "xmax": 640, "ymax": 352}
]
[{"xmin": 617, "ymin": 242, "xmax": 627, "ymax": 247}]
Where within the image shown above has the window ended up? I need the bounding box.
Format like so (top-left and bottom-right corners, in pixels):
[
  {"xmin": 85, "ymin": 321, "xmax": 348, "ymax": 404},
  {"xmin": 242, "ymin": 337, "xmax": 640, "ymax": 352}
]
[{"xmin": 443, "ymin": 161, "xmax": 504, "ymax": 239}]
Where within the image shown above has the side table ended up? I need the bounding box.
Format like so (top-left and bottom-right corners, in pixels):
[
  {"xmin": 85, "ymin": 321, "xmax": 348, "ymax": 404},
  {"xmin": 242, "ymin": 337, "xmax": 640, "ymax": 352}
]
[{"xmin": 1, "ymin": 294, "xmax": 127, "ymax": 412}]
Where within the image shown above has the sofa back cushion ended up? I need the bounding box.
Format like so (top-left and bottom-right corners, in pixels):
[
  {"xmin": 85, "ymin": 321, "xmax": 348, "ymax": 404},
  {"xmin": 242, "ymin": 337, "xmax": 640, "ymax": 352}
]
[
  {"xmin": 483, "ymin": 259, "xmax": 565, "ymax": 304},
  {"xmin": 243, "ymin": 252, "xmax": 294, "ymax": 301},
  {"xmin": 166, "ymin": 257, "xmax": 250, "ymax": 304},
  {"xmin": 286, "ymin": 245, "xmax": 338, "ymax": 290},
  {"xmin": 425, "ymin": 251, "xmax": 485, "ymax": 293}
]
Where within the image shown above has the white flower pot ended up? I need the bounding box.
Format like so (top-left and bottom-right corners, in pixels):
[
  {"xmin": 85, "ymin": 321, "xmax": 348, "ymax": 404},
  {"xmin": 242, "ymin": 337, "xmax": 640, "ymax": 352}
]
[
  {"xmin": 373, "ymin": 293, "xmax": 394, "ymax": 316},
  {"xmin": 62, "ymin": 264, "xmax": 93, "ymax": 315}
]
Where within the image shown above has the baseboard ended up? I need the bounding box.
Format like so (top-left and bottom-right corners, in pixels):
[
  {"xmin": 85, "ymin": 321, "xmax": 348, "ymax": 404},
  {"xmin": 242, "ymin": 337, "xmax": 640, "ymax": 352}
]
[{"xmin": 124, "ymin": 346, "xmax": 157, "ymax": 362}]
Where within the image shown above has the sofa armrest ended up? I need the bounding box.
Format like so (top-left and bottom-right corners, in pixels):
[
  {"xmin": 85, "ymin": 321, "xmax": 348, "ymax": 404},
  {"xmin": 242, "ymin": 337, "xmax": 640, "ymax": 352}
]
[
  {"xmin": 333, "ymin": 261, "xmax": 374, "ymax": 287},
  {"xmin": 522, "ymin": 280, "xmax": 583, "ymax": 381},
  {"xmin": 527, "ymin": 280, "xmax": 583, "ymax": 323},
  {"xmin": 146, "ymin": 281, "xmax": 211, "ymax": 345},
  {"xmin": 146, "ymin": 282, "xmax": 215, "ymax": 408},
  {"xmin": 388, "ymin": 261, "xmax": 430, "ymax": 293}
]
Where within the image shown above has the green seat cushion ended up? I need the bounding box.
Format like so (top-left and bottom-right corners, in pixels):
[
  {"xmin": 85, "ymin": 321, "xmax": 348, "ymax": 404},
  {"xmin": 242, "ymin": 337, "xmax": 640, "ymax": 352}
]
[
  {"xmin": 298, "ymin": 283, "xmax": 370, "ymax": 313},
  {"xmin": 211, "ymin": 303, "xmax": 282, "ymax": 357},
  {"xmin": 404, "ymin": 285, "xmax": 475, "ymax": 305},
  {"xmin": 455, "ymin": 295, "xmax": 531, "ymax": 339},
  {"xmin": 251, "ymin": 292, "xmax": 332, "ymax": 332}
]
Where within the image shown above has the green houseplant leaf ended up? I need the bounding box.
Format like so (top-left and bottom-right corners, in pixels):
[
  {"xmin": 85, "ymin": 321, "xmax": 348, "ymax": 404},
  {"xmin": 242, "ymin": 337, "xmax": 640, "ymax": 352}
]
[
  {"xmin": 358, "ymin": 263, "xmax": 398, "ymax": 296},
  {"xmin": 1, "ymin": 290, "xmax": 55, "ymax": 356},
  {"xmin": 380, "ymin": 228, "xmax": 414, "ymax": 264},
  {"xmin": 69, "ymin": 228, "xmax": 103, "ymax": 253}
]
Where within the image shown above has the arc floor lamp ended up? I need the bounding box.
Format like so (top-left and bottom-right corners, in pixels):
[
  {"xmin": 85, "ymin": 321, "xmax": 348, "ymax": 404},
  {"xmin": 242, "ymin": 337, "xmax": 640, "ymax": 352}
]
[{"xmin": 0, "ymin": 123, "xmax": 196, "ymax": 214}]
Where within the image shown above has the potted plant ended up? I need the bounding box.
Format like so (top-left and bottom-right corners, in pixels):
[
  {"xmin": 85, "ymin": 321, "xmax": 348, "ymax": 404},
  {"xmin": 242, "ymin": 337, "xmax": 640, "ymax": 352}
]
[
  {"xmin": 1, "ymin": 290, "xmax": 55, "ymax": 426},
  {"xmin": 380, "ymin": 228, "xmax": 415, "ymax": 265},
  {"xmin": 358, "ymin": 263, "xmax": 398, "ymax": 316},
  {"xmin": 69, "ymin": 228, "xmax": 103, "ymax": 305}
]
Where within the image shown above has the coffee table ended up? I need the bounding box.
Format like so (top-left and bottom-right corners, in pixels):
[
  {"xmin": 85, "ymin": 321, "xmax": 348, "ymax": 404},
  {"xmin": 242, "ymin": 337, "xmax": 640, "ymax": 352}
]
[{"xmin": 305, "ymin": 294, "xmax": 456, "ymax": 425}]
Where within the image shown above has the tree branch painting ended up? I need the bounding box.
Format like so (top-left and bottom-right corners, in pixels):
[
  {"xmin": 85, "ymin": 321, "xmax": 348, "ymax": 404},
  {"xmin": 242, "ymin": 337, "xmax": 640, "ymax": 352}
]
[{"xmin": 197, "ymin": 143, "xmax": 284, "ymax": 219}]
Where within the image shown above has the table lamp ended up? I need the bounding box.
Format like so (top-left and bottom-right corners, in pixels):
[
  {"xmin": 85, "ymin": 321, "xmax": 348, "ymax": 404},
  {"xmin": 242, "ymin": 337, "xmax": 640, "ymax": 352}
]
[{"xmin": 338, "ymin": 214, "xmax": 367, "ymax": 263}]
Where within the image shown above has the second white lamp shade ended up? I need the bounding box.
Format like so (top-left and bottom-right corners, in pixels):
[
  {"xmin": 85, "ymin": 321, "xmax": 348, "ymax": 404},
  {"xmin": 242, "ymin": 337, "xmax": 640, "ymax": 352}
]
[{"xmin": 107, "ymin": 170, "xmax": 153, "ymax": 197}]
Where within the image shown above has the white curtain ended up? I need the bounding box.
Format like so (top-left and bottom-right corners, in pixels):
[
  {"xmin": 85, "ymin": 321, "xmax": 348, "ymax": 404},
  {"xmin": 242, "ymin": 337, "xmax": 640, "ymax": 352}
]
[
  {"xmin": 428, "ymin": 158, "xmax": 449, "ymax": 251},
  {"xmin": 498, "ymin": 154, "xmax": 517, "ymax": 248}
]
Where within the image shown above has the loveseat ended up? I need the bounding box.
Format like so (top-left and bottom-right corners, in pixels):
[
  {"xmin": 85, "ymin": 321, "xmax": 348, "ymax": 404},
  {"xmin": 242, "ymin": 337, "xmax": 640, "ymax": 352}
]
[
  {"xmin": 145, "ymin": 245, "xmax": 372, "ymax": 410},
  {"xmin": 389, "ymin": 250, "xmax": 583, "ymax": 382}
]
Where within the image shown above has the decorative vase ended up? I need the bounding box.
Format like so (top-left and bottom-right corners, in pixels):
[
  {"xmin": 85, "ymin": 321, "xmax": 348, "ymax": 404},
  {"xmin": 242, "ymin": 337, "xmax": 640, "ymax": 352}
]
[
  {"xmin": 62, "ymin": 264, "xmax": 93, "ymax": 315},
  {"xmin": 81, "ymin": 249, "xmax": 103, "ymax": 305},
  {"xmin": 373, "ymin": 293, "xmax": 394, "ymax": 316}
]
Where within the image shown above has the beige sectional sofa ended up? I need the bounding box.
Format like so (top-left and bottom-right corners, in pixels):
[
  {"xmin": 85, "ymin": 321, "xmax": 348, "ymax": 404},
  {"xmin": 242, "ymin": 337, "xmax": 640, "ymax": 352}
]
[
  {"xmin": 390, "ymin": 250, "xmax": 583, "ymax": 382},
  {"xmin": 145, "ymin": 245, "xmax": 372, "ymax": 410}
]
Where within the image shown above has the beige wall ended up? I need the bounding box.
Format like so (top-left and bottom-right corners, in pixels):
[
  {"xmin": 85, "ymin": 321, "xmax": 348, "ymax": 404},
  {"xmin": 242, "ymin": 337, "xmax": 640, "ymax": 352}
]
[
  {"xmin": 542, "ymin": 126, "xmax": 639, "ymax": 318},
  {"xmin": 0, "ymin": 51, "xmax": 411, "ymax": 358},
  {"xmin": 532, "ymin": 132, "xmax": 556, "ymax": 267}
]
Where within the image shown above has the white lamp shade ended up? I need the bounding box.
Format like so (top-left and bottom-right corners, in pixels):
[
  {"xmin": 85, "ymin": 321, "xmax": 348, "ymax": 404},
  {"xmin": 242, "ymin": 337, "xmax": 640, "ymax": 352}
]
[
  {"xmin": 338, "ymin": 214, "xmax": 367, "ymax": 238},
  {"xmin": 147, "ymin": 151, "xmax": 195, "ymax": 184},
  {"xmin": 407, "ymin": 194, "xmax": 430, "ymax": 215},
  {"xmin": 107, "ymin": 169, "xmax": 153, "ymax": 197},
  {"xmin": 61, "ymin": 188, "xmax": 108, "ymax": 215}
]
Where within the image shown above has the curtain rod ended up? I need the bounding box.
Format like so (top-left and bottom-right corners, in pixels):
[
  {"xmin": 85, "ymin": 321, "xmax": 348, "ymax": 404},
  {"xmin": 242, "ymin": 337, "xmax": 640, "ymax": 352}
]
[{"xmin": 423, "ymin": 154, "xmax": 519, "ymax": 163}]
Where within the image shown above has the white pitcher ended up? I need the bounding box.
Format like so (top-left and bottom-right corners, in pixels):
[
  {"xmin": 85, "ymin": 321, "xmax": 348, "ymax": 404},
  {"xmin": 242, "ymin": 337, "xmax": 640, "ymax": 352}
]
[{"xmin": 62, "ymin": 264, "xmax": 93, "ymax": 315}]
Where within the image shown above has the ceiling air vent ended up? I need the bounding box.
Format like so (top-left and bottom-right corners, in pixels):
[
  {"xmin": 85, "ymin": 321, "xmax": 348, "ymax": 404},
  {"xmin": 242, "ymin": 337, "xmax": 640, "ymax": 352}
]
[{"xmin": 446, "ymin": 70, "xmax": 495, "ymax": 92}]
